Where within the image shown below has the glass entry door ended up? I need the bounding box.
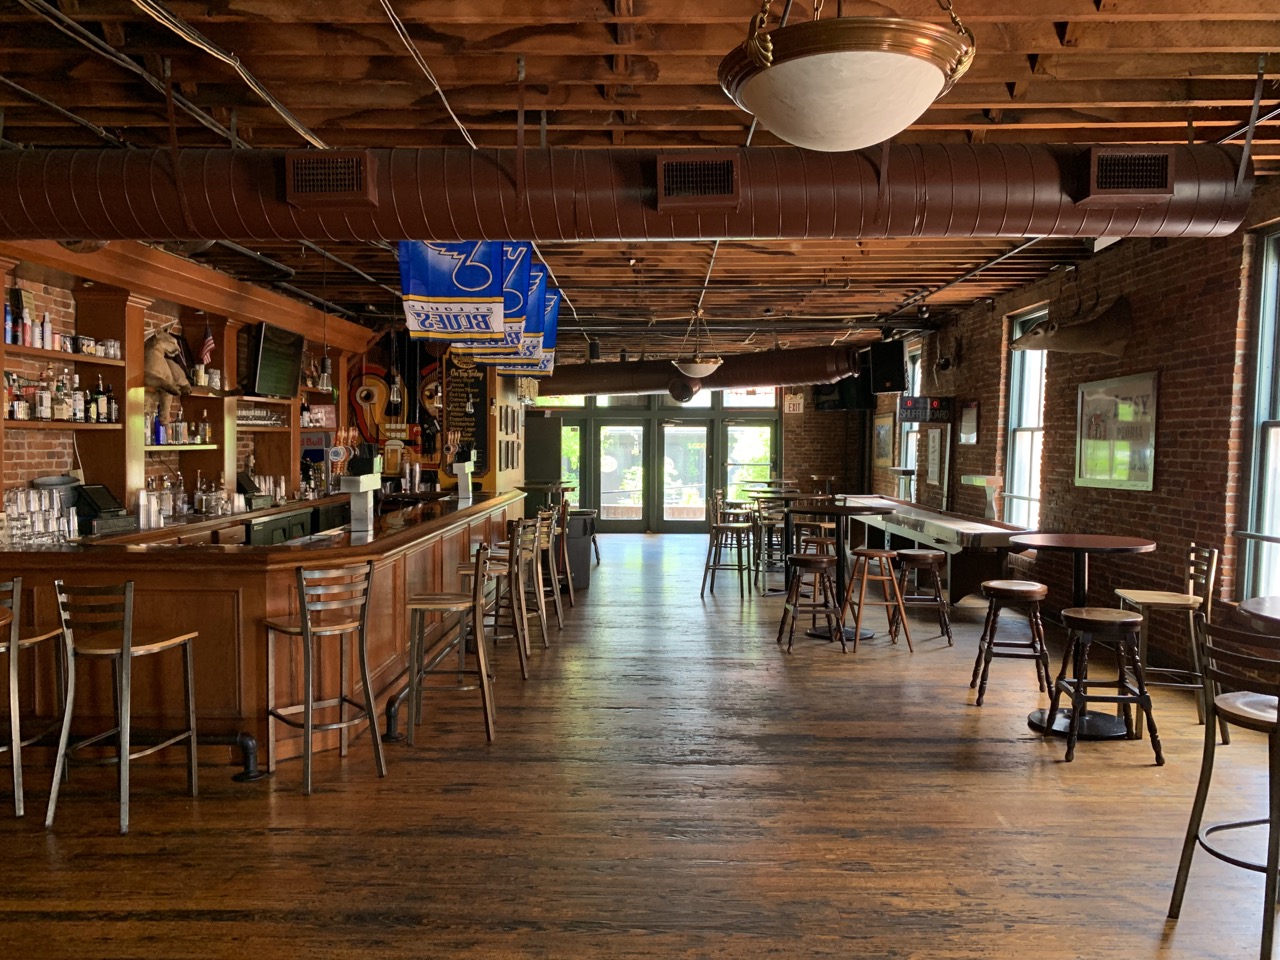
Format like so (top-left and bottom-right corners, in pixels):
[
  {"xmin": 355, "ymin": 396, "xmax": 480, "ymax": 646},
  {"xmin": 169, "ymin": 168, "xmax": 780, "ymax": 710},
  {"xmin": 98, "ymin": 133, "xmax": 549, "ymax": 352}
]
[
  {"xmin": 596, "ymin": 422, "xmax": 647, "ymax": 531},
  {"xmin": 657, "ymin": 421, "xmax": 708, "ymax": 532},
  {"xmin": 724, "ymin": 421, "xmax": 776, "ymax": 501}
]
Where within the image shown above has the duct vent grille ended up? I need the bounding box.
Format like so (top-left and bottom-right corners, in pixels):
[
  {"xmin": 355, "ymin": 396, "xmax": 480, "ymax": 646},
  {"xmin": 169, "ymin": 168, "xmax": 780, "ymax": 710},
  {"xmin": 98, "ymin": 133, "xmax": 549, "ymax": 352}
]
[
  {"xmin": 284, "ymin": 151, "xmax": 379, "ymax": 208},
  {"xmin": 656, "ymin": 154, "xmax": 740, "ymax": 211},
  {"xmin": 1079, "ymin": 146, "xmax": 1175, "ymax": 205}
]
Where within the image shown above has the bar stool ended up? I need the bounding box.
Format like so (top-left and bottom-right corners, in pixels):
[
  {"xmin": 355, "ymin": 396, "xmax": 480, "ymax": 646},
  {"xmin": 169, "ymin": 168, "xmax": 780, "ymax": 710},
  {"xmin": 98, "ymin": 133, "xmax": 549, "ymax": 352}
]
[
  {"xmin": 536, "ymin": 510, "xmax": 565, "ymax": 629},
  {"xmin": 46, "ymin": 580, "xmax": 198, "ymax": 834},
  {"xmin": 776, "ymin": 553, "xmax": 843, "ymax": 653},
  {"xmin": 406, "ymin": 544, "xmax": 496, "ymax": 744},
  {"xmin": 701, "ymin": 520, "xmax": 752, "ymax": 598},
  {"xmin": 1168, "ymin": 614, "xmax": 1280, "ymax": 960},
  {"xmin": 968, "ymin": 579, "xmax": 1050, "ymax": 706},
  {"xmin": 1, "ymin": 577, "xmax": 62, "ymax": 817},
  {"xmin": 507, "ymin": 518, "xmax": 550, "ymax": 650},
  {"xmin": 891, "ymin": 548, "xmax": 954, "ymax": 646},
  {"xmin": 265, "ymin": 561, "xmax": 387, "ymax": 795},
  {"xmin": 556, "ymin": 498, "xmax": 576, "ymax": 608},
  {"xmin": 840, "ymin": 548, "xmax": 913, "ymax": 652},
  {"xmin": 1044, "ymin": 606, "xmax": 1164, "ymax": 765},
  {"xmin": 458, "ymin": 548, "xmax": 529, "ymax": 681}
]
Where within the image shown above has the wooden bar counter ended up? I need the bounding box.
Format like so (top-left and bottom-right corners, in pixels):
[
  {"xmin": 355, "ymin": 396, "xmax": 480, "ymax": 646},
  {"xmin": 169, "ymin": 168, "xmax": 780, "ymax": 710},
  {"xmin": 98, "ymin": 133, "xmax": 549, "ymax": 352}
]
[{"xmin": 0, "ymin": 490, "xmax": 524, "ymax": 769}]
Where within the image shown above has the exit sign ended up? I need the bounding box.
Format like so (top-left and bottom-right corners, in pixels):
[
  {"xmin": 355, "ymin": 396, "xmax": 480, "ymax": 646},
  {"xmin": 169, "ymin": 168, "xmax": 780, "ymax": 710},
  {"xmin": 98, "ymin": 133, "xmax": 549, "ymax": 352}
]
[{"xmin": 898, "ymin": 396, "xmax": 953, "ymax": 422}]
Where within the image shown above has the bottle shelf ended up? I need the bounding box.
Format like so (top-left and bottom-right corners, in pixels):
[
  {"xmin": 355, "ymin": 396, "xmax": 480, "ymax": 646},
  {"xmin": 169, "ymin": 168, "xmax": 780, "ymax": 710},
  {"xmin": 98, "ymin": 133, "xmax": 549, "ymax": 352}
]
[
  {"xmin": 2, "ymin": 343, "xmax": 126, "ymax": 367},
  {"xmin": 237, "ymin": 425, "xmax": 291, "ymax": 433},
  {"xmin": 237, "ymin": 395, "xmax": 296, "ymax": 406},
  {"xmin": 3, "ymin": 420, "xmax": 121, "ymax": 430},
  {"xmin": 144, "ymin": 443, "xmax": 219, "ymax": 451}
]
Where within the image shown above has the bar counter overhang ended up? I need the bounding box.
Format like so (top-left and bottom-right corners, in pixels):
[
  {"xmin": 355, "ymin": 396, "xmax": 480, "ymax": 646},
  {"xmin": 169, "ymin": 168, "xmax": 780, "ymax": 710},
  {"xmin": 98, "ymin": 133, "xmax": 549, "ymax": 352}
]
[{"xmin": 0, "ymin": 490, "xmax": 524, "ymax": 768}]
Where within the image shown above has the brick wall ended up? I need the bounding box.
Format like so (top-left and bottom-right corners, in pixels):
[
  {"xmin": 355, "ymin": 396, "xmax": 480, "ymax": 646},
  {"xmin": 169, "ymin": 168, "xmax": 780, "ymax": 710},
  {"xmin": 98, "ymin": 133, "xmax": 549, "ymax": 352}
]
[{"xmin": 781, "ymin": 389, "xmax": 867, "ymax": 493}]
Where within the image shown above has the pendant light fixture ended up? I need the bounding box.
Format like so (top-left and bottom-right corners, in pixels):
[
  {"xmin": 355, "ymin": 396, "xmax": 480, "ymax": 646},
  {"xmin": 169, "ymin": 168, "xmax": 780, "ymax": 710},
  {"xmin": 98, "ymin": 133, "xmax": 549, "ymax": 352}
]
[
  {"xmin": 718, "ymin": 0, "xmax": 975, "ymax": 153},
  {"xmin": 672, "ymin": 309, "xmax": 723, "ymax": 379},
  {"xmin": 317, "ymin": 253, "xmax": 333, "ymax": 392}
]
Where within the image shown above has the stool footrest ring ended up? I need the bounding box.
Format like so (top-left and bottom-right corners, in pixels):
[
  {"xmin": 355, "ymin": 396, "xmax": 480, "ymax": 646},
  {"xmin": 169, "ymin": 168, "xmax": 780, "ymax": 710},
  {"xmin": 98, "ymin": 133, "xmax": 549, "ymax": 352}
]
[{"xmin": 1199, "ymin": 817, "xmax": 1273, "ymax": 873}]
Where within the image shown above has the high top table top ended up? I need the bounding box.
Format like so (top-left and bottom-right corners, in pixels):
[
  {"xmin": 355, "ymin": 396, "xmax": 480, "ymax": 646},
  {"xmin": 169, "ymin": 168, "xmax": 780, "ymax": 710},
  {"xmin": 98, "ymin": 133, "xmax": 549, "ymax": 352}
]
[
  {"xmin": 1240, "ymin": 595, "xmax": 1280, "ymax": 630},
  {"xmin": 1009, "ymin": 533, "xmax": 1157, "ymax": 555}
]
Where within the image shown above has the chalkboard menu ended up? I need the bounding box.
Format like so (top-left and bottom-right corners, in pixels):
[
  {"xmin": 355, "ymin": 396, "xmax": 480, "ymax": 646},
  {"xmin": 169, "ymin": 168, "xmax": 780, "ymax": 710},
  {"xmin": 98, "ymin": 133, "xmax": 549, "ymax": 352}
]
[{"xmin": 444, "ymin": 353, "xmax": 489, "ymax": 475}]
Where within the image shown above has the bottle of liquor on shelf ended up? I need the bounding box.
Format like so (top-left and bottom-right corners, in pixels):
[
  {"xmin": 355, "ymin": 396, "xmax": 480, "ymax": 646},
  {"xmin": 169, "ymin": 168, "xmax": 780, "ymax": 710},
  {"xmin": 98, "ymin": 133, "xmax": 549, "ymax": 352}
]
[
  {"xmin": 52, "ymin": 367, "xmax": 71, "ymax": 421},
  {"xmin": 70, "ymin": 373, "xmax": 84, "ymax": 422},
  {"xmin": 35, "ymin": 367, "xmax": 51, "ymax": 421},
  {"xmin": 41, "ymin": 313, "xmax": 52, "ymax": 352},
  {"xmin": 153, "ymin": 411, "xmax": 167, "ymax": 446},
  {"xmin": 21, "ymin": 308, "xmax": 32, "ymax": 348},
  {"xmin": 105, "ymin": 383, "xmax": 119, "ymax": 424},
  {"xmin": 3, "ymin": 304, "xmax": 10, "ymax": 345},
  {"xmin": 199, "ymin": 408, "xmax": 211, "ymax": 444},
  {"xmin": 94, "ymin": 374, "xmax": 108, "ymax": 423}
]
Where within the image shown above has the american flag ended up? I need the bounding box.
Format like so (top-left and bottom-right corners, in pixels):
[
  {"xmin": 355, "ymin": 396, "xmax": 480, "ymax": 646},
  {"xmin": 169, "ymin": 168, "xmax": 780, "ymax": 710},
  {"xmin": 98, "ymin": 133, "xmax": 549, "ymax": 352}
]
[{"xmin": 198, "ymin": 321, "xmax": 215, "ymax": 365}]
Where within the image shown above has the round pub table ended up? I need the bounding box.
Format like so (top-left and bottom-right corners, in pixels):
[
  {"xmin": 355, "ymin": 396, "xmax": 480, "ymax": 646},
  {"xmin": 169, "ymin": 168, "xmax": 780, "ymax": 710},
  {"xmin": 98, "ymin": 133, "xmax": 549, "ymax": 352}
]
[
  {"xmin": 1240, "ymin": 595, "xmax": 1280, "ymax": 632},
  {"xmin": 1010, "ymin": 533, "xmax": 1157, "ymax": 740}
]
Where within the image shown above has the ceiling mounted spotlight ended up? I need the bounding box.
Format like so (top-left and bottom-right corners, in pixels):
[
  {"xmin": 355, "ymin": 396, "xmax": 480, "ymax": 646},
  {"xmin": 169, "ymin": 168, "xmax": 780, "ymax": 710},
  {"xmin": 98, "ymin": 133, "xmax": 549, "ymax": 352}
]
[{"xmin": 718, "ymin": 0, "xmax": 976, "ymax": 153}]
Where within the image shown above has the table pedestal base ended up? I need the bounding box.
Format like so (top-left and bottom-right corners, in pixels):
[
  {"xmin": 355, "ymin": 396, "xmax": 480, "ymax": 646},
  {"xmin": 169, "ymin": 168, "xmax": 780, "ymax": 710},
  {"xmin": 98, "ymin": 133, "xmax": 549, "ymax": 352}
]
[{"xmin": 1027, "ymin": 708, "xmax": 1130, "ymax": 740}]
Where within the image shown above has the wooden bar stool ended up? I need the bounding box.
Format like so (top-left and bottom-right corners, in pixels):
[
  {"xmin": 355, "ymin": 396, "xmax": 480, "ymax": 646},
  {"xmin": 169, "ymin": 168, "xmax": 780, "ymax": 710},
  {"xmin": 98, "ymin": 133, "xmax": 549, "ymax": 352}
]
[
  {"xmin": 556, "ymin": 498, "xmax": 576, "ymax": 608},
  {"xmin": 701, "ymin": 520, "xmax": 752, "ymax": 598},
  {"xmin": 406, "ymin": 544, "xmax": 496, "ymax": 744},
  {"xmin": 776, "ymin": 553, "xmax": 843, "ymax": 653},
  {"xmin": 891, "ymin": 548, "xmax": 954, "ymax": 646},
  {"xmin": 968, "ymin": 579, "xmax": 1050, "ymax": 706},
  {"xmin": 536, "ymin": 510, "xmax": 565, "ymax": 629},
  {"xmin": 1044, "ymin": 606, "xmax": 1164, "ymax": 765},
  {"xmin": 840, "ymin": 548, "xmax": 913, "ymax": 652},
  {"xmin": 0, "ymin": 577, "xmax": 63, "ymax": 818},
  {"xmin": 265, "ymin": 561, "xmax": 387, "ymax": 795},
  {"xmin": 46, "ymin": 580, "xmax": 199, "ymax": 834}
]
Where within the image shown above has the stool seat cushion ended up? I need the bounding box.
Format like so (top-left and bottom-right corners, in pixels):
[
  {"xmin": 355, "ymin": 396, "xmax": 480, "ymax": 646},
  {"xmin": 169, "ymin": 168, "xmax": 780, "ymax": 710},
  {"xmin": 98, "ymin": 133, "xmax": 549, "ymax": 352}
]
[
  {"xmin": 788, "ymin": 553, "xmax": 836, "ymax": 569},
  {"xmin": 1216, "ymin": 691, "xmax": 1278, "ymax": 728},
  {"xmin": 1114, "ymin": 588, "xmax": 1202, "ymax": 610},
  {"xmin": 406, "ymin": 592, "xmax": 473, "ymax": 613},
  {"xmin": 896, "ymin": 548, "xmax": 946, "ymax": 566},
  {"xmin": 1061, "ymin": 606, "xmax": 1144, "ymax": 632},
  {"xmin": 713, "ymin": 522, "xmax": 752, "ymax": 531},
  {"xmin": 73, "ymin": 629, "xmax": 198, "ymax": 657},
  {"xmin": 264, "ymin": 611, "xmax": 363, "ymax": 636},
  {"xmin": 982, "ymin": 579, "xmax": 1049, "ymax": 601},
  {"xmin": 852, "ymin": 548, "xmax": 896, "ymax": 559}
]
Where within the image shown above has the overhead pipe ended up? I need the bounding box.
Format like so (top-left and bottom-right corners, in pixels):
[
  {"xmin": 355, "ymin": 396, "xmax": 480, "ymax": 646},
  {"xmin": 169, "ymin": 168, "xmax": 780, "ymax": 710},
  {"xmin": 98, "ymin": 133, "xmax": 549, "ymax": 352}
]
[
  {"xmin": 0, "ymin": 144, "xmax": 1251, "ymax": 242},
  {"xmin": 541, "ymin": 345, "xmax": 859, "ymax": 397}
]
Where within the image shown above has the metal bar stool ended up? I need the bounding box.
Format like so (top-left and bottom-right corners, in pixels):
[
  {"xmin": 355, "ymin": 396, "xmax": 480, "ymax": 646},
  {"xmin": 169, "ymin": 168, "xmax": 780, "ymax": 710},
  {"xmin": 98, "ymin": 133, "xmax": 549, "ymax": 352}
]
[
  {"xmin": 891, "ymin": 548, "xmax": 954, "ymax": 645},
  {"xmin": 265, "ymin": 561, "xmax": 387, "ymax": 795},
  {"xmin": 776, "ymin": 553, "xmax": 842, "ymax": 653},
  {"xmin": 1044, "ymin": 606, "xmax": 1164, "ymax": 765},
  {"xmin": 1168, "ymin": 613, "xmax": 1280, "ymax": 960},
  {"xmin": 536, "ymin": 510, "xmax": 565, "ymax": 629},
  {"xmin": 406, "ymin": 544, "xmax": 496, "ymax": 744},
  {"xmin": 969, "ymin": 579, "xmax": 1050, "ymax": 705},
  {"xmin": 460, "ymin": 541, "xmax": 529, "ymax": 682},
  {"xmin": 701, "ymin": 521, "xmax": 752, "ymax": 598},
  {"xmin": 46, "ymin": 580, "xmax": 198, "ymax": 834},
  {"xmin": 556, "ymin": 498, "xmax": 576, "ymax": 608},
  {"xmin": 840, "ymin": 548, "xmax": 913, "ymax": 652},
  {"xmin": 1, "ymin": 577, "xmax": 63, "ymax": 817}
]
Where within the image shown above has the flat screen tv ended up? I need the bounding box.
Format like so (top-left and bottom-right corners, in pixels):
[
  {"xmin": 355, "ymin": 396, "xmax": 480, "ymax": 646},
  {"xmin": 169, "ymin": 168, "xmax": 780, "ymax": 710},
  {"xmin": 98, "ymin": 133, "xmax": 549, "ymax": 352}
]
[{"xmin": 249, "ymin": 322, "xmax": 304, "ymax": 398}]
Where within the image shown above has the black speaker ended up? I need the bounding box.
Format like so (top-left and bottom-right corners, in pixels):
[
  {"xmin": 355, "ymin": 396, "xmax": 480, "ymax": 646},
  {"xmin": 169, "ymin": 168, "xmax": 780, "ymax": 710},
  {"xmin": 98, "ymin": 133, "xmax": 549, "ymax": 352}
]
[
  {"xmin": 838, "ymin": 353, "xmax": 876, "ymax": 409},
  {"xmin": 869, "ymin": 341, "xmax": 907, "ymax": 394}
]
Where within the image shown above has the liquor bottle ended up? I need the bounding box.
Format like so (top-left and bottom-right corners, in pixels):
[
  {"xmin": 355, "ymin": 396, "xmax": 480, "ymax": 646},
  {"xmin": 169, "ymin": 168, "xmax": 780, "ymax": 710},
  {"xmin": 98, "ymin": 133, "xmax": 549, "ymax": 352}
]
[
  {"xmin": 105, "ymin": 383, "xmax": 119, "ymax": 423},
  {"xmin": 3, "ymin": 304, "xmax": 10, "ymax": 345},
  {"xmin": 199, "ymin": 409, "xmax": 211, "ymax": 444},
  {"xmin": 35, "ymin": 367, "xmax": 51, "ymax": 421},
  {"xmin": 21, "ymin": 308, "xmax": 32, "ymax": 347},
  {"xmin": 95, "ymin": 375, "xmax": 108, "ymax": 422},
  {"xmin": 41, "ymin": 313, "xmax": 52, "ymax": 351},
  {"xmin": 52, "ymin": 367, "xmax": 71, "ymax": 421},
  {"xmin": 71, "ymin": 373, "xmax": 84, "ymax": 422}
]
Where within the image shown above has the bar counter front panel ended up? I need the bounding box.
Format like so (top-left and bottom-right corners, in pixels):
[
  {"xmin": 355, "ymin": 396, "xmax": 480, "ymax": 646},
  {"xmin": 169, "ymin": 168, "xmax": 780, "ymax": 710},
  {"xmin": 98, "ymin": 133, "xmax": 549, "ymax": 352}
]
[{"xmin": 0, "ymin": 491, "xmax": 524, "ymax": 767}]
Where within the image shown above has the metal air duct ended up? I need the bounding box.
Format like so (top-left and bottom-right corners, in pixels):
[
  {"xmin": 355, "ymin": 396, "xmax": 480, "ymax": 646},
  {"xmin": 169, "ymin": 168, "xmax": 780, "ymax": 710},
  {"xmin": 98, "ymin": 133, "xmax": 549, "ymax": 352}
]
[
  {"xmin": 541, "ymin": 346, "xmax": 859, "ymax": 397},
  {"xmin": 0, "ymin": 144, "xmax": 1251, "ymax": 242}
]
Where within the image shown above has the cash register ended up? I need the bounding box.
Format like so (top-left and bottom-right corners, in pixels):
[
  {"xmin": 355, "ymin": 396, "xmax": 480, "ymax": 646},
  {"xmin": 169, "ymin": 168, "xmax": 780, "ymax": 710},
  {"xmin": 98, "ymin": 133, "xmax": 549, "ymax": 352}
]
[{"xmin": 75, "ymin": 484, "xmax": 138, "ymax": 537}]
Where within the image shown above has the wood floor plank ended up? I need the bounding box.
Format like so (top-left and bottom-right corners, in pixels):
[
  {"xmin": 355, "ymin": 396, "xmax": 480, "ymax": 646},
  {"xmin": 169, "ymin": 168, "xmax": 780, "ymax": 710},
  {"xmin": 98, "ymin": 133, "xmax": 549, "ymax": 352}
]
[{"xmin": 0, "ymin": 533, "xmax": 1271, "ymax": 959}]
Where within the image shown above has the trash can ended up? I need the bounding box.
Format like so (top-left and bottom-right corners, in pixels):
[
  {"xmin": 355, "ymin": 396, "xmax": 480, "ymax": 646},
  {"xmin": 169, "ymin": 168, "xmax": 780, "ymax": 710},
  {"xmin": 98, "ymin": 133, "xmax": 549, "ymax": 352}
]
[{"xmin": 565, "ymin": 509, "xmax": 596, "ymax": 591}]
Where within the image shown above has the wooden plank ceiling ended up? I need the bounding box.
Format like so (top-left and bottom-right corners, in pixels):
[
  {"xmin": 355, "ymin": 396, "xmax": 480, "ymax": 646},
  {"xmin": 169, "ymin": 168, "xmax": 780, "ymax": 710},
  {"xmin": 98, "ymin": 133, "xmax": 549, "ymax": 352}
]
[{"xmin": 1, "ymin": 0, "xmax": 1277, "ymax": 362}]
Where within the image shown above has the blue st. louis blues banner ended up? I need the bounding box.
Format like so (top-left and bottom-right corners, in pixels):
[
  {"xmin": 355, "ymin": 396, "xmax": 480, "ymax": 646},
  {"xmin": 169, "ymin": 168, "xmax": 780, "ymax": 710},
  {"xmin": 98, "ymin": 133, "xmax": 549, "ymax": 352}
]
[
  {"xmin": 499, "ymin": 286, "xmax": 559, "ymax": 378},
  {"xmin": 398, "ymin": 240, "xmax": 505, "ymax": 343},
  {"xmin": 477, "ymin": 261, "xmax": 545, "ymax": 366},
  {"xmin": 463, "ymin": 243, "xmax": 533, "ymax": 359}
]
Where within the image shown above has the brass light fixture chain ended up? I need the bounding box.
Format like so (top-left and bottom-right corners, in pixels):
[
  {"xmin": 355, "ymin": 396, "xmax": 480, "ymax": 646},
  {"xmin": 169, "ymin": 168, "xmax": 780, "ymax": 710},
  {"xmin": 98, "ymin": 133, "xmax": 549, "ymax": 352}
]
[
  {"xmin": 936, "ymin": 0, "xmax": 976, "ymax": 82},
  {"xmin": 812, "ymin": 0, "xmax": 824, "ymax": 22}
]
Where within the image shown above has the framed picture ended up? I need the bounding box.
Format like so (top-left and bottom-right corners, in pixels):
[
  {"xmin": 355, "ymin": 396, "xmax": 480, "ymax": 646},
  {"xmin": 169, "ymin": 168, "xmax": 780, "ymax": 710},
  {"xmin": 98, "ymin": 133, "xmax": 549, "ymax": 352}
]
[
  {"xmin": 1075, "ymin": 371, "xmax": 1158, "ymax": 491},
  {"xmin": 959, "ymin": 402, "xmax": 978, "ymax": 445},
  {"xmin": 873, "ymin": 413, "xmax": 894, "ymax": 466}
]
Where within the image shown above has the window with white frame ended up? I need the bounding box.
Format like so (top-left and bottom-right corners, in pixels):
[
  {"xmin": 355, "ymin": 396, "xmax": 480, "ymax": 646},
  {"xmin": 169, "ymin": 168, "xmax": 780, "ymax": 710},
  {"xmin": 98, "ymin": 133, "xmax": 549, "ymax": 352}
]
[
  {"xmin": 1245, "ymin": 233, "xmax": 1280, "ymax": 597},
  {"xmin": 1004, "ymin": 308, "xmax": 1048, "ymax": 529}
]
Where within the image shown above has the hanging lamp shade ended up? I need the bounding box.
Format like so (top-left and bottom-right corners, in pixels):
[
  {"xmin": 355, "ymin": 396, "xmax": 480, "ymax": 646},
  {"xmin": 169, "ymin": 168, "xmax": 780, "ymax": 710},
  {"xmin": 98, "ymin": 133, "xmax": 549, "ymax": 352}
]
[
  {"xmin": 672, "ymin": 357, "xmax": 723, "ymax": 379},
  {"xmin": 718, "ymin": 7, "xmax": 975, "ymax": 153}
]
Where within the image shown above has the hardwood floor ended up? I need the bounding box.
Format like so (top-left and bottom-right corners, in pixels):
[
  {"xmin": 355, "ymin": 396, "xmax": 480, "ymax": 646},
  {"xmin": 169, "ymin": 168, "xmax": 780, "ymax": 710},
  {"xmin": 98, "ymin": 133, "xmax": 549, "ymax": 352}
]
[{"xmin": 0, "ymin": 533, "xmax": 1270, "ymax": 959}]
